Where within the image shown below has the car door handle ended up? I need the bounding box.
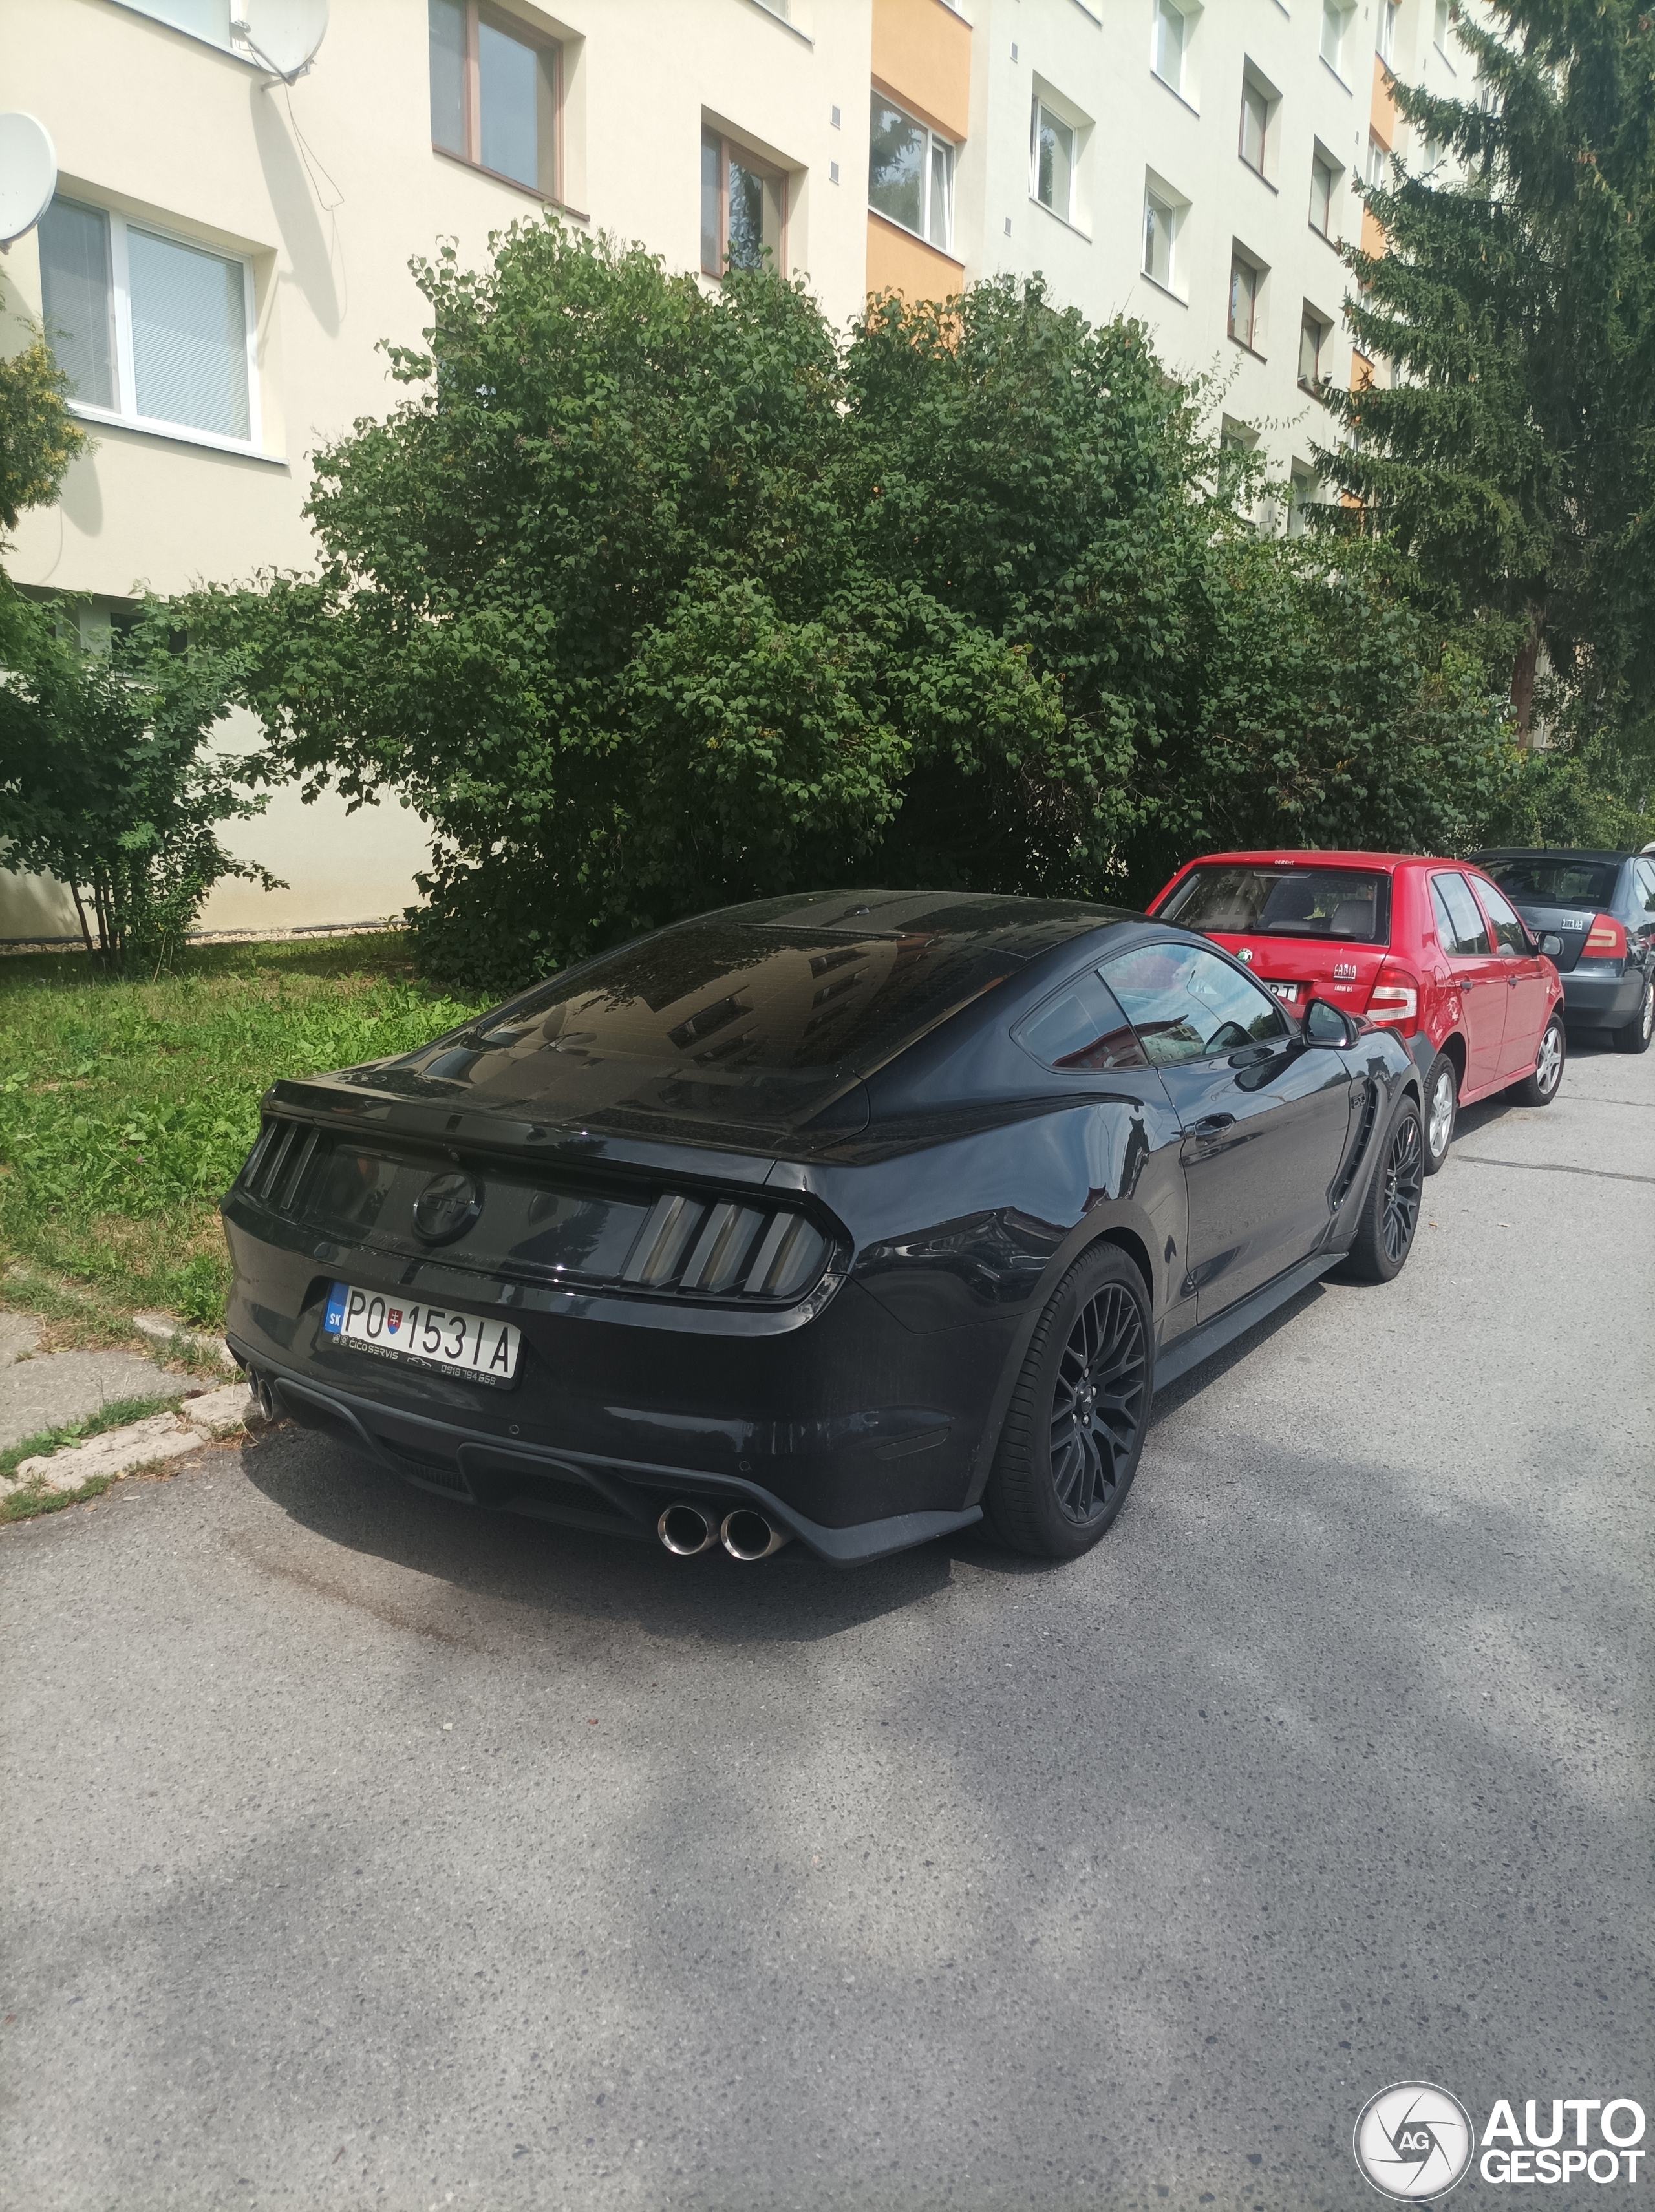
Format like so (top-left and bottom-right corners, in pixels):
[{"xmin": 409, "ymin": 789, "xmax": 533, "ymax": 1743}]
[{"xmin": 1188, "ymin": 1113, "xmax": 1237, "ymax": 1137}]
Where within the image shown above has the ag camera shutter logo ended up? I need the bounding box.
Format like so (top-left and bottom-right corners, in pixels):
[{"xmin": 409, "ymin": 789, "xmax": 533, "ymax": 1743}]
[{"xmin": 1353, "ymin": 2081, "xmax": 1475, "ymax": 2200}]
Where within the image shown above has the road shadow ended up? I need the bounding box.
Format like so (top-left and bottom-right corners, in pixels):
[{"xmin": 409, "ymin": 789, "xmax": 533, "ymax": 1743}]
[
  {"xmin": 237, "ymin": 1420, "xmax": 961, "ymax": 1645},
  {"xmin": 233, "ymin": 1275, "xmax": 1343, "ymax": 1639}
]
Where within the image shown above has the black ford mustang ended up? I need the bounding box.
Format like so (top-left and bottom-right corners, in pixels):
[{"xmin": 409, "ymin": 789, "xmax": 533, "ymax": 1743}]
[{"xmin": 223, "ymin": 891, "xmax": 1424, "ymax": 1566}]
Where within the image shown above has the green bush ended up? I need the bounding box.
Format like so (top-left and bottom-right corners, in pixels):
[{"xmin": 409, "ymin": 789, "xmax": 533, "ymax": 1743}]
[{"xmin": 188, "ymin": 224, "xmax": 1528, "ymax": 994}]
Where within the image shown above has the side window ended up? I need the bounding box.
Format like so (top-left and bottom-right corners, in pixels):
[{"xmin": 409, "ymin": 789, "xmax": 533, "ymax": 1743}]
[
  {"xmin": 1016, "ymin": 972, "xmax": 1148, "ymax": 1072},
  {"xmin": 1433, "ymin": 873, "xmax": 1491, "ymax": 957},
  {"xmin": 1102, "ymin": 942, "xmax": 1288, "ymax": 1067},
  {"xmin": 1634, "ymin": 860, "xmax": 1655, "ymax": 915},
  {"xmin": 1475, "ymin": 878, "xmax": 1531, "ymax": 957}
]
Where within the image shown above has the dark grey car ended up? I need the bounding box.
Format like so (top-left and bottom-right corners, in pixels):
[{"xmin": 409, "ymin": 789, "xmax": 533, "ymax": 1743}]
[{"xmin": 1472, "ymin": 850, "xmax": 1655, "ymax": 1054}]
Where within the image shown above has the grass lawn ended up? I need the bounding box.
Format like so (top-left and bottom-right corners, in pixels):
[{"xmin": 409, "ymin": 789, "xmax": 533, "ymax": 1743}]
[{"xmin": 0, "ymin": 933, "xmax": 478, "ymax": 1337}]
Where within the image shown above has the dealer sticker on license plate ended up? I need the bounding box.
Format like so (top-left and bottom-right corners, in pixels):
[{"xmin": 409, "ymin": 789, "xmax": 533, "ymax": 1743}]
[{"xmin": 323, "ymin": 1282, "xmax": 520, "ymax": 1385}]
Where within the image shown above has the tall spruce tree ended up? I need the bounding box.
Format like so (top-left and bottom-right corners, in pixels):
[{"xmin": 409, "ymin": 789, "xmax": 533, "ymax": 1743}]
[{"xmin": 1317, "ymin": 0, "xmax": 1655, "ymax": 761}]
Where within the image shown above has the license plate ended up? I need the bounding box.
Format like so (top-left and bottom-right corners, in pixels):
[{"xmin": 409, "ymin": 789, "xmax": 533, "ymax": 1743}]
[
  {"xmin": 323, "ymin": 1281, "xmax": 520, "ymax": 1385},
  {"xmin": 1266, "ymin": 981, "xmax": 1301, "ymax": 1003}
]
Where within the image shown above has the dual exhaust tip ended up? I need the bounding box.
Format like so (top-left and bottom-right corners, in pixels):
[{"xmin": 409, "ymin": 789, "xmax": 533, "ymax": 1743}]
[{"xmin": 657, "ymin": 1500, "xmax": 791, "ymax": 1562}]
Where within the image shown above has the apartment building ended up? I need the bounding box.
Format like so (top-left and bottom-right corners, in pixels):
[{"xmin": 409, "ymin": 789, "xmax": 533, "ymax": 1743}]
[{"xmin": 1, "ymin": 0, "xmax": 1467, "ymax": 942}]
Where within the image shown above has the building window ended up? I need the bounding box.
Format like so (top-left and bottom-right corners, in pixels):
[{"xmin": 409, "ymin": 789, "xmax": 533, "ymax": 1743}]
[
  {"xmin": 869, "ymin": 90, "xmax": 954, "ymax": 251},
  {"xmin": 428, "ymin": 0, "xmax": 560, "ymax": 197},
  {"xmin": 1298, "ymin": 306, "xmax": 1331, "ymax": 390},
  {"xmin": 1142, "ymin": 178, "xmax": 1182, "ymax": 291},
  {"xmin": 1365, "ymin": 132, "xmax": 1387, "ymax": 191},
  {"xmin": 1287, "ymin": 466, "xmax": 1318, "ymax": 538},
  {"xmin": 38, "ymin": 194, "xmax": 257, "ymax": 448},
  {"xmin": 701, "ymin": 131, "xmax": 786, "ymax": 276},
  {"xmin": 1228, "ymin": 250, "xmax": 1265, "ymax": 351},
  {"xmin": 1239, "ymin": 78, "xmax": 1269, "ymax": 175},
  {"xmin": 1031, "ymin": 100, "xmax": 1077, "ymax": 222},
  {"xmin": 1435, "ymin": 0, "xmax": 1453, "ymax": 54},
  {"xmin": 1376, "ymin": 0, "xmax": 1399, "ymax": 65},
  {"xmin": 116, "ymin": 1, "xmax": 235, "ymax": 52},
  {"xmin": 1309, "ymin": 149, "xmax": 1339, "ymax": 235},
  {"xmin": 1151, "ymin": 0, "xmax": 1187, "ymax": 96},
  {"xmin": 1321, "ymin": 0, "xmax": 1352, "ymax": 76}
]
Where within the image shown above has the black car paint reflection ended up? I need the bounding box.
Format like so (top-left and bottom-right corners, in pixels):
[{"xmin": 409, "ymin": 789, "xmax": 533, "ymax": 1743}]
[{"xmin": 222, "ymin": 889, "xmax": 1420, "ymax": 1564}]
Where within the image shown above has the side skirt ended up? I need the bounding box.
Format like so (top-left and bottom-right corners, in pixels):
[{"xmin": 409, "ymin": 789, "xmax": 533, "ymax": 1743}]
[{"xmin": 1153, "ymin": 1251, "xmax": 1340, "ymax": 1393}]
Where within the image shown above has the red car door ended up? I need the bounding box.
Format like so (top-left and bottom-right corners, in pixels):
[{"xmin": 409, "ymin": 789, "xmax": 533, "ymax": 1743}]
[
  {"xmin": 1429, "ymin": 871, "xmax": 1507, "ymax": 1094},
  {"xmin": 1473, "ymin": 875, "xmax": 1551, "ymax": 1079}
]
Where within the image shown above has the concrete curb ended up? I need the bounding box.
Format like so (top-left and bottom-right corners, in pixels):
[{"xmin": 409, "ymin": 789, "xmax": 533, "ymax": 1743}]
[
  {"xmin": 8, "ymin": 1383, "xmax": 266, "ymax": 1495},
  {"xmin": 132, "ymin": 1312, "xmax": 239, "ymax": 1373}
]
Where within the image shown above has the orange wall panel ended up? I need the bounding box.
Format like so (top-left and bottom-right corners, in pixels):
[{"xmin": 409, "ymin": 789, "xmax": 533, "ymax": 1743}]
[
  {"xmin": 871, "ymin": 0, "xmax": 972, "ymax": 142},
  {"xmin": 866, "ymin": 211, "xmax": 965, "ymax": 302},
  {"xmin": 1360, "ymin": 204, "xmax": 1386, "ymax": 260}
]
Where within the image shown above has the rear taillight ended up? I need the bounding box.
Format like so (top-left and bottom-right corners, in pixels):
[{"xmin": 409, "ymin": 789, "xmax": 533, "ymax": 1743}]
[
  {"xmin": 1365, "ymin": 962, "xmax": 1420, "ymax": 1029},
  {"xmin": 1583, "ymin": 913, "xmax": 1627, "ymax": 959},
  {"xmin": 621, "ymin": 1194, "xmax": 831, "ymax": 1304}
]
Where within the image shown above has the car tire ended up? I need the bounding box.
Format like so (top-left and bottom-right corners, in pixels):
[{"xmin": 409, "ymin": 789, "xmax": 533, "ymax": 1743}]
[
  {"xmin": 1422, "ymin": 1052, "xmax": 1457, "ymax": 1175},
  {"xmin": 983, "ymin": 1245, "xmax": 1153, "ymax": 1560},
  {"xmin": 1611, "ymin": 973, "xmax": 1654, "ymax": 1055},
  {"xmin": 1335, "ymin": 1101, "xmax": 1424, "ymax": 1285},
  {"xmin": 1513, "ymin": 1013, "xmax": 1566, "ymax": 1105}
]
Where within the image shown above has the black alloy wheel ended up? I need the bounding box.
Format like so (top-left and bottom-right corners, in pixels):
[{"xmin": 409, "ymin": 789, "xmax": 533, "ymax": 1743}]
[
  {"xmin": 1048, "ymin": 1281, "xmax": 1148, "ymax": 1526},
  {"xmin": 1380, "ymin": 1111, "xmax": 1424, "ymax": 1266},
  {"xmin": 985, "ymin": 1245, "xmax": 1153, "ymax": 1559},
  {"xmin": 1338, "ymin": 1103, "xmax": 1424, "ymax": 1284}
]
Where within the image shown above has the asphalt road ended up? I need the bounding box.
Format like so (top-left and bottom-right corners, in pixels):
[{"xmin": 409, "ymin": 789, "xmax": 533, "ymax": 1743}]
[{"xmin": 4, "ymin": 1034, "xmax": 1651, "ymax": 2212}]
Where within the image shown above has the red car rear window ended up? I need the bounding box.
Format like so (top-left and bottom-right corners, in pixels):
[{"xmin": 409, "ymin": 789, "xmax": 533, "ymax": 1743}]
[{"xmin": 1158, "ymin": 864, "xmax": 1392, "ymax": 946}]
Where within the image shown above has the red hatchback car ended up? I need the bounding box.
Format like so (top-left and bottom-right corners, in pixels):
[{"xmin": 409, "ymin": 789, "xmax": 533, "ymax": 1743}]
[{"xmin": 1148, "ymin": 850, "xmax": 1567, "ymax": 1174}]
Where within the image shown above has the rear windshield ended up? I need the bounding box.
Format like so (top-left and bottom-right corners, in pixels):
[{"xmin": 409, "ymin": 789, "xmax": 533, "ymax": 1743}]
[
  {"xmin": 414, "ymin": 922, "xmax": 1022, "ymax": 1082},
  {"xmin": 1479, "ymin": 857, "xmax": 1621, "ymax": 909},
  {"xmin": 1159, "ymin": 864, "xmax": 1391, "ymax": 946}
]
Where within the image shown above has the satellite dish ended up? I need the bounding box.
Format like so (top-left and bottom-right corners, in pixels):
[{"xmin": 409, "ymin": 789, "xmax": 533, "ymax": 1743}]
[
  {"xmin": 232, "ymin": 0, "xmax": 330, "ymax": 81},
  {"xmin": 0, "ymin": 113, "xmax": 56, "ymax": 249}
]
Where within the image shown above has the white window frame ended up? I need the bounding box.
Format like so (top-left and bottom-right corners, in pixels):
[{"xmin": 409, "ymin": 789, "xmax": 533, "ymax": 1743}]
[
  {"xmin": 1030, "ymin": 98, "xmax": 1078, "ymax": 224},
  {"xmin": 1376, "ymin": 0, "xmax": 1399, "ymax": 65},
  {"xmin": 1238, "ymin": 72, "xmax": 1272, "ymax": 178},
  {"xmin": 1320, "ymin": 0, "xmax": 1353, "ymax": 80},
  {"xmin": 51, "ymin": 200, "xmax": 266, "ymax": 461},
  {"xmin": 1141, "ymin": 173, "xmax": 1186, "ymax": 299},
  {"xmin": 867, "ymin": 92, "xmax": 956, "ymax": 253},
  {"xmin": 1151, "ymin": 0, "xmax": 1188, "ymax": 98},
  {"xmin": 1309, "ymin": 147, "xmax": 1340, "ymax": 237}
]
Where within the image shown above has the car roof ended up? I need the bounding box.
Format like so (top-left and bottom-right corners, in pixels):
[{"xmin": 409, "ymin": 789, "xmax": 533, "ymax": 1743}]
[
  {"xmin": 718, "ymin": 888, "xmax": 1146, "ymax": 957},
  {"xmin": 1170, "ymin": 849, "xmax": 1449, "ymax": 873},
  {"xmin": 1472, "ymin": 848, "xmax": 1634, "ymax": 865}
]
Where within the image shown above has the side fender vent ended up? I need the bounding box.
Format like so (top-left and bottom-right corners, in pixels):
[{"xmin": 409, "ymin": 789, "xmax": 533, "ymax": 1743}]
[{"xmin": 1330, "ymin": 1081, "xmax": 1381, "ymax": 1211}]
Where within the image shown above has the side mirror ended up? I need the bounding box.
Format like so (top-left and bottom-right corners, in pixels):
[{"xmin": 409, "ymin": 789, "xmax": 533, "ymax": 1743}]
[
  {"xmin": 1538, "ymin": 932, "xmax": 1563, "ymax": 959},
  {"xmin": 1303, "ymin": 995, "xmax": 1359, "ymax": 1048}
]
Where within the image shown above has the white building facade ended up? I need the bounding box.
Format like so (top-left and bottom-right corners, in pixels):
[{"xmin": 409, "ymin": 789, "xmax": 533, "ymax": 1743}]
[{"xmin": 1, "ymin": 0, "xmax": 1467, "ymax": 942}]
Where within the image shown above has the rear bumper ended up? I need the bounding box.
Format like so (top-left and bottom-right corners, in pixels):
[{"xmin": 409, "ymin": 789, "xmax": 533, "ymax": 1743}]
[
  {"xmin": 1560, "ymin": 970, "xmax": 1644, "ymax": 1027},
  {"xmin": 228, "ymin": 1336, "xmax": 981, "ymax": 1565},
  {"xmin": 222, "ymin": 1204, "xmax": 1005, "ymax": 1565}
]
